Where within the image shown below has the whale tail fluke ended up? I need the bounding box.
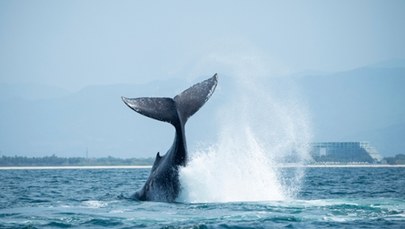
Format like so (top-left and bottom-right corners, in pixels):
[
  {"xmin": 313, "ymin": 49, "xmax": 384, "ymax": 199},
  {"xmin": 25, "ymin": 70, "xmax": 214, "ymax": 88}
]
[
  {"xmin": 121, "ymin": 97, "xmax": 178, "ymax": 124},
  {"xmin": 122, "ymin": 74, "xmax": 218, "ymax": 127}
]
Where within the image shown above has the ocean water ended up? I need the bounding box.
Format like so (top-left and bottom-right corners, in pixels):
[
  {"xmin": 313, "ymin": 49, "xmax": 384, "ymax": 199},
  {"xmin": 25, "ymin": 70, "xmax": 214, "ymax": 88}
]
[{"xmin": 1, "ymin": 167, "xmax": 404, "ymax": 228}]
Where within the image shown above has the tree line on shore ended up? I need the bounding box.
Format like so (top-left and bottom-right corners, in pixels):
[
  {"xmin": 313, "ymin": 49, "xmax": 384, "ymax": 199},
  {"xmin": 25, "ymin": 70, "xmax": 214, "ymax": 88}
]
[
  {"xmin": 1, "ymin": 154, "xmax": 404, "ymax": 166},
  {"xmin": 383, "ymin": 154, "xmax": 405, "ymax": 165},
  {"xmin": 0, "ymin": 155, "xmax": 154, "ymax": 166}
]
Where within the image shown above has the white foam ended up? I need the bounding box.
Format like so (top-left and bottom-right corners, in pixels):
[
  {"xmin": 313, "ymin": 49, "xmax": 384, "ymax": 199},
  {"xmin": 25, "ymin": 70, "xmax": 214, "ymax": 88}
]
[
  {"xmin": 179, "ymin": 128, "xmax": 285, "ymax": 203},
  {"xmin": 82, "ymin": 200, "xmax": 107, "ymax": 208}
]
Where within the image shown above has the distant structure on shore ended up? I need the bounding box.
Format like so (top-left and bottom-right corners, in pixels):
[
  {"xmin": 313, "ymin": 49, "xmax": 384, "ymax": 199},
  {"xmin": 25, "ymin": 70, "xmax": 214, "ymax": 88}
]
[{"xmin": 310, "ymin": 142, "xmax": 382, "ymax": 164}]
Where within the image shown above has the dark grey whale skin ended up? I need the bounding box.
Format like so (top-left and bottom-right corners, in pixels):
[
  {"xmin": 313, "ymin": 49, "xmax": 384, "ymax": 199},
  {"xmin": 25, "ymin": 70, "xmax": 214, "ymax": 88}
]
[{"xmin": 122, "ymin": 74, "xmax": 218, "ymax": 202}]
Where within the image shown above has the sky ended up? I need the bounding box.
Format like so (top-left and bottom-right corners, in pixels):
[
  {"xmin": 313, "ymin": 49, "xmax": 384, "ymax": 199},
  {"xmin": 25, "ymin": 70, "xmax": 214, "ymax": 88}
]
[
  {"xmin": 1, "ymin": 0, "xmax": 405, "ymax": 91},
  {"xmin": 0, "ymin": 1, "xmax": 405, "ymax": 159}
]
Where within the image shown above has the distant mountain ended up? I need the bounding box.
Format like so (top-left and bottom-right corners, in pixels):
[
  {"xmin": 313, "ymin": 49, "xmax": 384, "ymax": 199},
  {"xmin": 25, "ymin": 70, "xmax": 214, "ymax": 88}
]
[
  {"xmin": 0, "ymin": 83, "xmax": 71, "ymax": 101},
  {"xmin": 0, "ymin": 77, "xmax": 220, "ymax": 158},
  {"xmin": 296, "ymin": 66, "xmax": 405, "ymax": 156},
  {"xmin": 0, "ymin": 65, "xmax": 404, "ymax": 157},
  {"xmin": 370, "ymin": 58, "xmax": 405, "ymax": 68}
]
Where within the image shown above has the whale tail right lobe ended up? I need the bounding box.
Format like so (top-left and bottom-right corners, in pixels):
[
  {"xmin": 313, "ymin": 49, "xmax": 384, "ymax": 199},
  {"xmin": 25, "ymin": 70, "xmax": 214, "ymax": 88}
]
[{"xmin": 122, "ymin": 74, "xmax": 218, "ymax": 128}]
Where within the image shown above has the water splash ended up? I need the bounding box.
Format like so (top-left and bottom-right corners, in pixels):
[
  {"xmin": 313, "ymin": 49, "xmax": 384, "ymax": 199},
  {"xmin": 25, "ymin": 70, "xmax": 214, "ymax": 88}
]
[
  {"xmin": 179, "ymin": 54, "xmax": 312, "ymax": 203},
  {"xmin": 179, "ymin": 129, "xmax": 284, "ymax": 202}
]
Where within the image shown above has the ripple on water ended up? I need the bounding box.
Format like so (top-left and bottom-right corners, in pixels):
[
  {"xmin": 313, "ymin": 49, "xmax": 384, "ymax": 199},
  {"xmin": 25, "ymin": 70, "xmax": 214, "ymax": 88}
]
[{"xmin": 0, "ymin": 168, "xmax": 404, "ymax": 228}]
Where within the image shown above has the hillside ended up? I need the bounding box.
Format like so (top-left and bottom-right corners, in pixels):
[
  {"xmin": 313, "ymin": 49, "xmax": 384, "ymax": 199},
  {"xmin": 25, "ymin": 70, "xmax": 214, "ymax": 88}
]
[
  {"xmin": 297, "ymin": 66, "xmax": 405, "ymax": 155},
  {"xmin": 0, "ymin": 77, "xmax": 220, "ymax": 158},
  {"xmin": 0, "ymin": 65, "xmax": 404, "ymax": 157}
]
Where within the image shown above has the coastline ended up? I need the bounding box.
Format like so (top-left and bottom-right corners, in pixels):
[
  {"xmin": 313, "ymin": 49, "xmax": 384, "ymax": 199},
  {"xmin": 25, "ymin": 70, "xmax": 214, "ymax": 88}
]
[
  {"xmin": 0, "ymin": 165, "xmax": 152, "ymax": 170},
  {"xmin": 0, "ymin": 164, "xmax": 404, "ymax": 170},
  {"xmin": 279, "ymin": 164, "xmax": 405, "ymax": 168}
]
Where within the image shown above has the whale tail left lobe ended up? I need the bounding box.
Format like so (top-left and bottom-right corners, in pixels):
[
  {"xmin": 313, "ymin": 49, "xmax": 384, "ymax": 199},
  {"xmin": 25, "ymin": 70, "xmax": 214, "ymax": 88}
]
[{"xmin": 122, "ymin": 74, "xmax": 218, "ymax": 128}]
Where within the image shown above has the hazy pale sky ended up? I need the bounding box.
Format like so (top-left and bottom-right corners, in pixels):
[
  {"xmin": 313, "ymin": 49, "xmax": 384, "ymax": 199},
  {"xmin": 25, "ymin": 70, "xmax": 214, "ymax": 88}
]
[{"xmin": 1, "ymin": 0, "xmax": 404, "ymax": 91}]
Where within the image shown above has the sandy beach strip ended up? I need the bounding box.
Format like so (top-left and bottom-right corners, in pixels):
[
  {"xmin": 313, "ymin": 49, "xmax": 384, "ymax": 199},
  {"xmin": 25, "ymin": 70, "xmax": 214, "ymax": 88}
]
[
  {"xmin": 0, "ymin": 165, "xmax": 152, "ymax": 170},
  {"xmin": 1, "ymin": 164, "xmax": 404, "ymax": 170},
  {"xmin": 277, "ymin": 164, "xmax": 405, "ymax": 168}
]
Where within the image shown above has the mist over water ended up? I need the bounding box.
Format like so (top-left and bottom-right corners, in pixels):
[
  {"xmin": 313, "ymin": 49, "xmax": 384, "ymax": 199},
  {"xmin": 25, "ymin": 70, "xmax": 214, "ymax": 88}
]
[{"xmin": 178, "ymin": 55, "xmax": 313, "ymax": 203}]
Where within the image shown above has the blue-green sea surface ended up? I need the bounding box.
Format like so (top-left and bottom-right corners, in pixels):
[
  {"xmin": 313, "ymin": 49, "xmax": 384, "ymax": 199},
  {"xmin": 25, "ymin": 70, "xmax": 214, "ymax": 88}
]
[{"xmin": 1, "ymin": 167, "xmax": 404, "ymax": 228}]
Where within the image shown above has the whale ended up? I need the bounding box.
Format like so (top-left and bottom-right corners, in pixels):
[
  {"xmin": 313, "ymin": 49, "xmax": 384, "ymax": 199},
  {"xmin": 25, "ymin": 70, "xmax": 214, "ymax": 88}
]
[{"xmin": 122, "ymin": 74, "xmax": 218, "ymax": 202}]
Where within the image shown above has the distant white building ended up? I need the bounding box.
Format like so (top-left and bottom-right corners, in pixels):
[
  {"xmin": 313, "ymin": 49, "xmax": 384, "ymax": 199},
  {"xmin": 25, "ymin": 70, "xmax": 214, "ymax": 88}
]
[{"xmin": 310, "ymin": 142, "xmax": 382, "ymax": 163}]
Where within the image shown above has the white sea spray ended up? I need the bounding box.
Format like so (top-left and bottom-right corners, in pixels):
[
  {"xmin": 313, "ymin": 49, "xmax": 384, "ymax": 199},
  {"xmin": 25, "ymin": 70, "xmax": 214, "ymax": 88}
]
[{"xmin": 178, "ymin": 53, "xmax": 313, "ymax": 203}]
